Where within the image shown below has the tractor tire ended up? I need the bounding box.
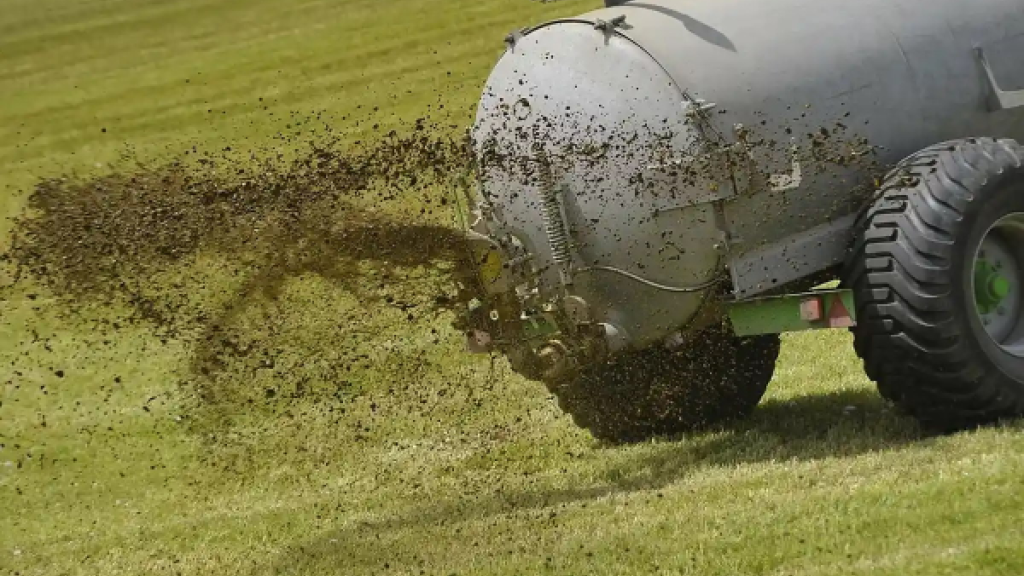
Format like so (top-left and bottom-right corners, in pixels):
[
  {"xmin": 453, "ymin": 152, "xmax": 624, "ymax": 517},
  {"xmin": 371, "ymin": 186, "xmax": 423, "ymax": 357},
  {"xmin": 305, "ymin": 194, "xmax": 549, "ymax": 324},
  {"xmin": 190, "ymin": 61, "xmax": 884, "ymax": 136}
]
[
  {"xmin": 547, "ymin": 325, "xmax": 780, "ymax": 443},
  {"xmin": 844, "ymin": 137, "xmax": 1024, "ymax": 431}
]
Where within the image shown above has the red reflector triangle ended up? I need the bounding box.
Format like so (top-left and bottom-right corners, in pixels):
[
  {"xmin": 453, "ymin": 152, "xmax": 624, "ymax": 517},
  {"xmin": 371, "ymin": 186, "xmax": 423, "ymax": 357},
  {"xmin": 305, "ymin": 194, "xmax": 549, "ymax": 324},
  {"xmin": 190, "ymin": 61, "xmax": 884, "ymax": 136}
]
[{"xmin": 827, "ymin": 296, "xmax": 855, "ymax": 328}]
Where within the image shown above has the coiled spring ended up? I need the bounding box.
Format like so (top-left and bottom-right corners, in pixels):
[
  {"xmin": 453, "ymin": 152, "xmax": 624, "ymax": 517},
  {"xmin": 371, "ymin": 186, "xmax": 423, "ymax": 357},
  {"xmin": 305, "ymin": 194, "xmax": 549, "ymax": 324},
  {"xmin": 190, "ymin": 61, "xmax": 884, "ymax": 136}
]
[{"xmin": 536, "ymin": 155, "xmax": 572, "ymax": 285}]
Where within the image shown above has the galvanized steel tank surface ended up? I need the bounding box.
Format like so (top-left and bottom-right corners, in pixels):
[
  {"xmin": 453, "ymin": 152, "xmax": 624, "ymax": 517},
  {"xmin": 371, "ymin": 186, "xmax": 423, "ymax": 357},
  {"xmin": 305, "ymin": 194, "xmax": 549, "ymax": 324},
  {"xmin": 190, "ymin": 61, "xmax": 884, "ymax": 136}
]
[{"xmin": 471, "ymin": 0, "xmax": 1024, "ymax": 349}]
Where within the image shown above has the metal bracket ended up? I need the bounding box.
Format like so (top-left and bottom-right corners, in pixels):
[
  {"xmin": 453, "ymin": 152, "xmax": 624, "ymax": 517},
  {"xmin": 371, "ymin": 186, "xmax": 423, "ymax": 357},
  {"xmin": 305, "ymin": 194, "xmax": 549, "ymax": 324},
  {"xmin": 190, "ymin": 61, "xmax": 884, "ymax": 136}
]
[
  {"xmin": 682, "ymin": 99, "xmax": 717, "ymax": 120},
  {"xmin": 729, "ymin": 127, "xmax": 801, "ymax": 195},
  {"xmin": 642, "ymin": 144, "xmax": 738, "ymax": 212},
  {"xmin": 505, "ymin": 28, "xmax": 526, "ymax": 49},
  {"xmin": 768, "ymin": 141, "xmax": 802, "ymax": 192},
  {"xmin": 593, "ymin": 15, "xmax": 627, "ymax": 32},
  {"xmin": 726, "ymin": 213, "xmax": 858, "ymax": 299},
  {"xmin": 680, "ymin": 92, "xmax": 727, "ymax": 146},
  {"xmin": 975, "ymin": 46, "xmax": 1024, "ymax": 112}
]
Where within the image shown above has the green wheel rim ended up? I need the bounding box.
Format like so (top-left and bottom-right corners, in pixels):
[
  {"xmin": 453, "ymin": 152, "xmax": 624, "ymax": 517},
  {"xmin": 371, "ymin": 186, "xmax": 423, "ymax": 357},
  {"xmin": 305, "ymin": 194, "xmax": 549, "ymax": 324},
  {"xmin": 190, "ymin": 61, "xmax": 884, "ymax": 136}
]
[{"xmin": 971, "ymin": 213, "xmax": 1024, "ymax": 356}]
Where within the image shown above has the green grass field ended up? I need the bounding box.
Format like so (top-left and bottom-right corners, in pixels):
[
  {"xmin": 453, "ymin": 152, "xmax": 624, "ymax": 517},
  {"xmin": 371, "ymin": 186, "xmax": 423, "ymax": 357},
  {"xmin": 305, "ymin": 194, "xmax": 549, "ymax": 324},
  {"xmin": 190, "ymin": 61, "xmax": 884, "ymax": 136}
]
[{"xmin": 3, "ymin": 1, "xmax": 1024, "ymax": 575}]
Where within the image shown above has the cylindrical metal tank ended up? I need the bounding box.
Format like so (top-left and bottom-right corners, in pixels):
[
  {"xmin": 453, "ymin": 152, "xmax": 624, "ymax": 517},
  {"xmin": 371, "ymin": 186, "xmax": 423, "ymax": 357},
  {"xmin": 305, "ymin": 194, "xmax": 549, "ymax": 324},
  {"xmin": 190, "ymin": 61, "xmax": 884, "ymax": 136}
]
[{"xmin": 470, "ymin": 0, "xmax": 1024, "ymax": 353}]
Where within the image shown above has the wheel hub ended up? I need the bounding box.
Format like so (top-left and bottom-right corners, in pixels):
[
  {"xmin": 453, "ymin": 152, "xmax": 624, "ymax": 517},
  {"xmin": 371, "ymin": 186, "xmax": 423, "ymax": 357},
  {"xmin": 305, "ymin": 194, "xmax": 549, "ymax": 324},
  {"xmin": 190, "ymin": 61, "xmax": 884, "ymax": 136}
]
[
  {"xmin": 974, "ymin": 259, "xmax": 1011, "ymax": 314},
  {"xmin": 971, "ymin": 213, "xmax": 1024, "ymax": 352}
]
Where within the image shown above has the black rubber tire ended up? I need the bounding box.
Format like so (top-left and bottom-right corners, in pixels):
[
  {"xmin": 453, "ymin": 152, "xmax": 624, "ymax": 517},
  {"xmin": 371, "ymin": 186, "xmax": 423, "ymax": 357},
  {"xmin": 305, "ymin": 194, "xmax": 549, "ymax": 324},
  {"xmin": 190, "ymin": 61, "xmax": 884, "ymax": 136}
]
[
  {"xmin": 547, "ymin": 325, "xmax": 780, "ymax": 443},
  {"xmin": 843, "ymin": 137, "xmax": 1024, "ymax": 431}
]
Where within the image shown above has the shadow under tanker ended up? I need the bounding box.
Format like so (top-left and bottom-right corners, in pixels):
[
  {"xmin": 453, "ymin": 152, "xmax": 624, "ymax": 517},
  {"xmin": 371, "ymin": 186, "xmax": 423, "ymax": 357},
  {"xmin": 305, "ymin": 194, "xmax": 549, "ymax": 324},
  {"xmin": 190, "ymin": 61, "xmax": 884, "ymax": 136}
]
[{"xmin": 256, "ymin": 388, "xmax": 933, "ymax": 575}]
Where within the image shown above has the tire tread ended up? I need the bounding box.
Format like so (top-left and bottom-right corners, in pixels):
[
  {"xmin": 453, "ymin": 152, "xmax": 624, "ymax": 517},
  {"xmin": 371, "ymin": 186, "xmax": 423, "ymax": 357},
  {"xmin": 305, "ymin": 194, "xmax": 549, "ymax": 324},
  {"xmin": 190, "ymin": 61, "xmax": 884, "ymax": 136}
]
[{"xmin": 843, "ymin": 138, "xmax": 1024, "ymax": 430}]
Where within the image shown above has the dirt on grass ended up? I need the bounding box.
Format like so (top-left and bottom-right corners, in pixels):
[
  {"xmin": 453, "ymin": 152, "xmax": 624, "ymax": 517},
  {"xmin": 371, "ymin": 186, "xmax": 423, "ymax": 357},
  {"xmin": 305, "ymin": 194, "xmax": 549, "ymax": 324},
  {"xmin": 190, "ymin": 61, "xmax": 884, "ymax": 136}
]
[{"xmin": 0, "ymin": 119, "xmax": 483, "ymax": 442}]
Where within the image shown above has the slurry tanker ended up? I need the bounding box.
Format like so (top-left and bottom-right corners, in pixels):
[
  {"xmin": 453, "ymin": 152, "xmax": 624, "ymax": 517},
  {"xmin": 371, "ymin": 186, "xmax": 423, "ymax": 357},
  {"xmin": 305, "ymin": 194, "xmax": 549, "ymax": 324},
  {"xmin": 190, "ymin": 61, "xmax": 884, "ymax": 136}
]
[{"xmin": 452, "ymin": 0, "xmax": 1024, "ymax": 441}]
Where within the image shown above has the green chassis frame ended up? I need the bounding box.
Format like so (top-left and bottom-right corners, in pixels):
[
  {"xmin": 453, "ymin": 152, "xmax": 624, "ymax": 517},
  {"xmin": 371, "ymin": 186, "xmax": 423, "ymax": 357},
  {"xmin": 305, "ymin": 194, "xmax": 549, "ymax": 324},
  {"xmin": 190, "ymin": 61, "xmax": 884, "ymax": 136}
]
[{"xmin": 726, "ymin": 288, "xmax": 857, "ymax": 337}]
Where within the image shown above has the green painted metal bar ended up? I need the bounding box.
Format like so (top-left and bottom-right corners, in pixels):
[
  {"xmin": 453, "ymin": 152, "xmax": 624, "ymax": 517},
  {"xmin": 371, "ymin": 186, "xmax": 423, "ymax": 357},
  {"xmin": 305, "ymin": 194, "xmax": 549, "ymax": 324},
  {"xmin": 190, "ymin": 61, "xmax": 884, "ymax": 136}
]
[{"xmin": 727, "ymin": 288, "xmax": 857, "ymax": 337}]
